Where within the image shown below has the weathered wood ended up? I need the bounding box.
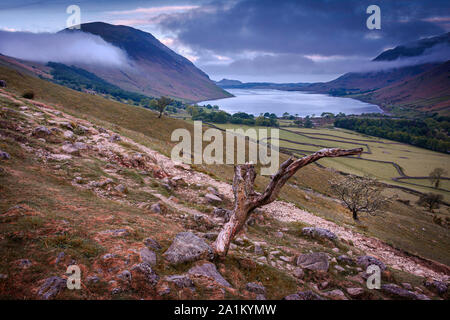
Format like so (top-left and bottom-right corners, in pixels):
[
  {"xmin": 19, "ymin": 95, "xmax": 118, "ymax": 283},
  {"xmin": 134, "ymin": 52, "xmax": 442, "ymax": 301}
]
[{"xmin": 212, "ymin": 147, "xmax": 363, "ymax": 256}]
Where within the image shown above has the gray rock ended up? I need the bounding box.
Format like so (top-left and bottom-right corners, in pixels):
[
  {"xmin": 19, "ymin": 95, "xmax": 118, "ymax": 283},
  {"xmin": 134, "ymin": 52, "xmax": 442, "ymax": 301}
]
[
  {"xmin": 402, "ymin": 282, "xmax": 413, "ymax": 291},
  {"xmin": 18, "ymin": 259, "xmax": 32, "ymax": 268},
  {"xmin": 86, "ymin": 275, "xmax": 100, "ymax": 284},
  {"xmin": 296, "ymin": 252, "xmax": 329, "ymax": 272},
  {"xmin": 109, "ymin": 134, "xmax": 121, "ymax": 142},
  {"xmin": 33, "ymin": 126, "xmax": 52, "ymax": 136},
  {"xmin": 337, "ymin": 255, "xmax": 354, "ymax": 265},
  {"xmin": 144, "ymin": 238, "xmax": 162, "ymax": 251},
  {"xmin": 63, "ymin": 130, "xmax": 74, "ymax": 139},
  {"xmin": 55, "ymin": 252, "xmax": 65, "ymax": 264},
  {"xmin": 102, "ymin": 228, "xmax": 128, "ymax": 237},
  {"xmin": 102, "ymin": 253, "xmax": 117, "ymax": 260},
  {"xmin": 246, "ymin": 282, "xmax": 266, "ymax": 294},
  {"xmin": 256, "ymin": 294, "xmax": 266, "ymax": 300},
  {"xmin": 165, "ymin": 275, "xmax": 195, "ymax": 289},
  {"xmin": 273, "ymin": 231, "xmax": 283, "ymax": 239},
  {"xmin": 140, "ymin": 247, "xmax": 157, "ymax": 266},
  {"xmin": 334, "ymin": 265, "xmax": 346, "ymax": 272},
  {"xmin": 150, "ymin": 203, "xmax": 162, "ymax": 214},
  {"xmin": 283, "ymin": 290, "xmax": 324, "ymax": 300},
  {"xmin": 213, "ymin": 207, "xmax": 232, "ymax": 222},
  {"xmin": 322, "ymin": 289, "xmax": 348, "ymax": 300},
  {"xmin": 163, "ymin": 232, "xmax": 214, "ymax": 265},
  {"xmin": 254, "ymin": 244, "xmax": 264, "ymax": 255},
  {"xmin": 188, "ymin": 262, "xmax": 231, "ymax": 288},
  {"xmin": 117, "ymin": 270, "xmax": 132, "ymax": 282},
  {"xmin": 38, "ymin": 276, "xmax": 66, "ymax": 300},
  {"xmin": 205, "ymin": 193, "xmax": 222, "ymax": 204},
  {"xmin": 424, "ymin": 279, "xmax": 448, "ymax": 296},
  {"xmin": 114, "ymin": 184, "xmax": 127, "ymax": 193},
  {"xmin": 381, "ymin": 284, "xmax": 418, "ymax": 300},
  {"xmin": 293, "ymin": 267, "xmax": 305, "ymax": 279},
  {"xmin": 346, "ymin": 287, "xmax": 364, "ymax": 298},
  {"xmin": 0, "ymin": 150, "xmax": 10, "ymax": 160},
  {"xmin": 131, "ymin": 262, "xmax": 159, "ymax": 287},
  {"xmin": 302, "ymin": 227, "xmax": 337, "ymax": 241},
  {"xmin": 356, "ymin": 255, "xmax": 386, "ymax": 271}
]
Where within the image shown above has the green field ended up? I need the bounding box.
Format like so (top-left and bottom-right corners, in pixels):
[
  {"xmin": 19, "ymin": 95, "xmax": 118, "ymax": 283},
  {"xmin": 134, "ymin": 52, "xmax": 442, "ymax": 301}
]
[{"xmin": 210, "ymin": 124, "xmax": 450, "ymax": 201}]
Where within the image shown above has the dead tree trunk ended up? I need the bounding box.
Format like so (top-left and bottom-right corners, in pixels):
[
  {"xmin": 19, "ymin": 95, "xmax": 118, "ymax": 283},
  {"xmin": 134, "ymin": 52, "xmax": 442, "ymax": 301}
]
[{"xmin": 212, "ymin": 147, "xmax": 363, "ymax": 256}]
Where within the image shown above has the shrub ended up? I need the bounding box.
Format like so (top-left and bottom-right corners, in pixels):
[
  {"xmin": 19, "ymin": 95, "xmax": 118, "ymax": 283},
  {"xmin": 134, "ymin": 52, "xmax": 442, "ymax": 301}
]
[{"xmin": 22, "ymin": 91, "xmax": 35, "ymax": 99}]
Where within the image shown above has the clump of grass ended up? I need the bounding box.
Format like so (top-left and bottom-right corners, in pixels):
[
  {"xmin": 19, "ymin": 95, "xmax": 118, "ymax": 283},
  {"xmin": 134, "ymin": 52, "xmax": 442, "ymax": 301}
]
[
  {"xmin": 42, "ymin": 234, "xmax": 103, "ymax": 258},
  {"xmin": 22, "ymin": 90, "xmax": 35, "ymax": 99}
]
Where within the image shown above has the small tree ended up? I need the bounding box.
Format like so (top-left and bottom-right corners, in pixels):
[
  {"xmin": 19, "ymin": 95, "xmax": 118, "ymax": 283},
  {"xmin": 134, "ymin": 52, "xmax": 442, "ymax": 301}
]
[
  {"xmin": 212, "ymin": 147, "xmax": 363, "ymax": 256},
  {"xmin": 417, "ymin": 193, "xmax": 443, "ymax": 212},
  {"xmin": 429, "ymin": 168, "xmax": 447, "ymax": 189},
  {"xmin": 329, "ymin": 175, "xmax": 387, "ymax": 221},
  {"xmin": 153, "ymin": 96, "xmax": 173, "ymax": 118}
]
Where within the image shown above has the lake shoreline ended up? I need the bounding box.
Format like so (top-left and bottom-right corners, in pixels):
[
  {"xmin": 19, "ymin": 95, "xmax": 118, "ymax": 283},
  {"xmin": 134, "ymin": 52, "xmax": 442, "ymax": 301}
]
[{"xmin": 198, "ymin": 88, "xmax": 384, "ymax": 117}]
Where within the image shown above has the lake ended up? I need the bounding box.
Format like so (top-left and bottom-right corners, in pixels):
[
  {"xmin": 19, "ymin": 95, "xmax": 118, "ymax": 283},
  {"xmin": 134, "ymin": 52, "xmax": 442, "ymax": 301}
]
[{"xmin": 199, "ymin": 89, "xmax": 382, "ymax": 117}]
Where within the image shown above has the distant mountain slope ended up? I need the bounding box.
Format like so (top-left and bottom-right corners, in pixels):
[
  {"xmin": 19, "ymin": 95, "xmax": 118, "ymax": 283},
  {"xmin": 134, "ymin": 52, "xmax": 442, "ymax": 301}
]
[
  {"xmin": 61, "ymin": 22, "xmax": 231, "ymax": 102},
  {"xmin": 373, "ymin": 32, "xmax": 450, "ymax": 61},
  {"xmin": 359, "ymin": 60, "xmax": 450, "ymax": 115}
]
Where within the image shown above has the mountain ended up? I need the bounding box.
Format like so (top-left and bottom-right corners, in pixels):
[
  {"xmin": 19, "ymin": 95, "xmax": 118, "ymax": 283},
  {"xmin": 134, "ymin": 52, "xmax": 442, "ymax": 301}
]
[
  {"xmin": 61, "ymin": 22, "xmax": 232, "ymax": 102},
  {"xmin": 215, "ymin": 78, "xmax": 243, "ymax": 87},
  {"xmin": 373, "ymin": 32, "xmax": 450, "ymax": 61},
  {"xmin": 359, "ymin": 60, "xmax": 450, "ymax": 115}
]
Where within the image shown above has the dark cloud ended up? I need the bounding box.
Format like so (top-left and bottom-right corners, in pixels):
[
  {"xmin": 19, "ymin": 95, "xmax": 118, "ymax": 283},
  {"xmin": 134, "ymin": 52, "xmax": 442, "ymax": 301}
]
[
  {"xmin": 155, "ymin": 0, "xmax": 449, "ymax": 80},
  {"xmin": 159, "ymin": 0, "xmax": 448, "ymax": 57}
]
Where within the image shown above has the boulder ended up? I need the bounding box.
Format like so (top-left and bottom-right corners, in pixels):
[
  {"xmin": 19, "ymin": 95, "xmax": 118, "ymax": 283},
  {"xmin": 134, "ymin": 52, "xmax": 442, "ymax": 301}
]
[
  {"xmin": 117, "ymin": 270, "xmax": 132, "ymax": 282},
  {"xmin": 63, "ymin": 130, "xmax": 74, "ymax": 139},
  {"xmin": 246, "ymin": 282, "xmax": 266, "ymax": 295},
  {"xmin": 38, "ymin": 276, "xmax": 66, "ymax": 300},
  {"xmin": 302, "ymin": 227, "xmax": 337, "ymax": 241},
  {"xmin": 205, "ymin": 193, "xmax": 222, "ymax": 204},
  {"xmin": 188, "ymin": 262, "xmax": 231, "ymax": 288},
  {"xmin": 150, "ymin": 203, "xmax": 162, "ymax": 214},
  {"xmin": 296, "ymin": 252, "xmax": 329, "ymax": 272},
  {"xmin": 114, "ymin": 184, "xmax": 127, "ymax": 193},
  {"xmin": 356, "ymin": 255, "xmax": 386, "ymax": 271},
  {"xmin": 163, "ymin": 232, "xmax": 214, "ymax": 265},
  {"xmin": 140, "ymin": 248, "xmax": 157, "ymax": 266}
]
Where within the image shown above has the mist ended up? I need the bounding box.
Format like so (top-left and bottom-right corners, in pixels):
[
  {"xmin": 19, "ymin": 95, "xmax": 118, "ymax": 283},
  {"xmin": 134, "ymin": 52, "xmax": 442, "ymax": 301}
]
[{"xmin": 0, "ymin": 30, "xmax": 130, "ymax": 67}]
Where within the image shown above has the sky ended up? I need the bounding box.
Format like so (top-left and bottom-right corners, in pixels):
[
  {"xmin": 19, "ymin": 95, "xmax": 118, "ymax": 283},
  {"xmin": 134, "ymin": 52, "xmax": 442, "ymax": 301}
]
[{"xmin": 0, "ymin": 0, "xmax": 449, "ymax": 82}]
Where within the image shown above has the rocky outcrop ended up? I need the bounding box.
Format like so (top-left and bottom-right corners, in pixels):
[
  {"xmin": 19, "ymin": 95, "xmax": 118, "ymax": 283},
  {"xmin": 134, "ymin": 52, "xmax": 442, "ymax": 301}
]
[
  {"xmin": 131, "ymin": 262, "xmax": 159, "ymax": 287},
  {"xmin": 163, "ymin": 232, "xmax": 214, "ymax": 265}
]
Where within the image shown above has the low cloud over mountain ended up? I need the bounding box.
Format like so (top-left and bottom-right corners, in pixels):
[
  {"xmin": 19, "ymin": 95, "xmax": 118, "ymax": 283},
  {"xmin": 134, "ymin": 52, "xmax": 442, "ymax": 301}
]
[{"xmin": 0, "ymin": 30, "xmax": 130, "ymax": 67}]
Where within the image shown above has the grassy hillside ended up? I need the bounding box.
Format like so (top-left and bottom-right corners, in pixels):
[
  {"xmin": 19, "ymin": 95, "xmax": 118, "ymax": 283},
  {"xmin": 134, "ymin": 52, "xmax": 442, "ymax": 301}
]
[{"xmin": 1, "ymin": 63, "xmax": 449, "ymax": 269}]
